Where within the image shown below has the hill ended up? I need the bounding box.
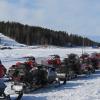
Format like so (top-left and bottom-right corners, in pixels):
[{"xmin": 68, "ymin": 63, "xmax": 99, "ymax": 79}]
[
  {"xmin": 0, "ymin": 33, "xmax": 25, "ymax": 47},
  {"xmin": 0, "ymin": 21, "xmax": 99, "ymax": 46}
]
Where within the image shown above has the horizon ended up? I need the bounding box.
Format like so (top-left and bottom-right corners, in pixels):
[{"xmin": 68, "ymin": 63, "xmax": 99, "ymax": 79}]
[{"xmin": 0, "ymin": 0, "xmax": 100, "ymax": 42}]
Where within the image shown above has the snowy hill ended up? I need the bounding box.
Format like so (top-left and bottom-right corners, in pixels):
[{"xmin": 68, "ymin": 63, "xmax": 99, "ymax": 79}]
[
  {"xmin": 0, "ymin": 33, "xmax": 25, "ymax": 48},
  {"xmin": 0, "ymin": 33, "xmax": 61, "ymax": 49}
]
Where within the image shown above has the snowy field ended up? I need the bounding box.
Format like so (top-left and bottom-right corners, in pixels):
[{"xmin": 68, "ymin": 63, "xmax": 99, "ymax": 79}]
[
  {"xmin": 21, "ymin": 70, "xmax": 100, "ymax": 100},
  {"xmin": 0, "ymin": 33, "xmax": 100, "ymax": 100},
  {"xmin": 1, "ymin": 47, "xmax": 100, "ymax": 69},
  {"xmin": 1, "ymin": 47, "xmax": 100, "ymax": 100}
]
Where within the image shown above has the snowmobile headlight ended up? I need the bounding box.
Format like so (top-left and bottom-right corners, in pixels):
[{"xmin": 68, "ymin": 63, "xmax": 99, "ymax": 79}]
[
  {"xmin": 56, "ymin": 77, "xmax": 59, "ymax": 81},
  {"xmin": 12, "ymin": 85, "xmax": 23, "ymax": 92}
]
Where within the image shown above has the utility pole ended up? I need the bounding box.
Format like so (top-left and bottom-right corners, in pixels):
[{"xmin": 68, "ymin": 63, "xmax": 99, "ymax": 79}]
[
  {"xmin": 82, "ymin": 35, "xmax": 85, "ymax": 54},
  {"xmin": 0, "ymin": 34, "xmax": 1, "ymax": 44}
]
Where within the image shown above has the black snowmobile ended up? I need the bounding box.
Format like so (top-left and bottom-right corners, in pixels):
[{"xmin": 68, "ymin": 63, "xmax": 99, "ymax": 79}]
[
  {"xmin": 8, "ymin": 63, "xmax": 61, "ymax": 93},
  {"xmin": 62, "ymin": 54, "xmax": 80, "ymax": 80},
  {"xmin": 53, "ymin": 54, "xmax": 80, "ymax": 84},
  {"xmin": 22, "ymin": 64, "xmax": 62, "ymax": 93},
  {"xmin": 80, "ymin": 53, "xmax": 95, "ymax": 74}
]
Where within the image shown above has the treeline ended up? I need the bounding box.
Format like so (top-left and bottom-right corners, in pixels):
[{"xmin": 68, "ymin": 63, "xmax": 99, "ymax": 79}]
[{"xmin": 0, "ymin": 21, "xmax": 99, "ymax": 46}]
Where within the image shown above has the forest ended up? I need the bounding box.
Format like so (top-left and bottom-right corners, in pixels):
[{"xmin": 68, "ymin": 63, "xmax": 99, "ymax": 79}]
[{"xmin": 0, "ymin": 21, "xmax": 99, "ymax": 47}]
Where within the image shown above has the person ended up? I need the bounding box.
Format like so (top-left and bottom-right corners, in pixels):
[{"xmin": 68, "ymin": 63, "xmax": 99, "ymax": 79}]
[
  {"xmin": 0, "ymin": 78, "xmax": 23, "ymax": 100},
  {"xmin": 36, "ymin": 65, "xmax": 48, "ymax": 86},
  {"xmin": 0, "ymin": 60, "xmax": 7, "ymax": 78},
  {"xmin": 0, "ymin": 78, "xmax": 7, "ymax": 98}
]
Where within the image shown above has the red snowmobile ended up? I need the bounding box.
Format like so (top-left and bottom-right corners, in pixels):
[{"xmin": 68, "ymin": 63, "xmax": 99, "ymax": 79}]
[
  {"xmin": 42, "ymin": 55, "xmax": 67, "ymax": 84},
  {"xmin": 90, "ymin": 53, "xmax": 100, "ymax": 69},
  {"xmin": 80, "ymin": 53, "xmax": 95, "ymax": 74},
  {"xmin": 8, "ymin": 56, "xmax": 62, "ymax": 93}
]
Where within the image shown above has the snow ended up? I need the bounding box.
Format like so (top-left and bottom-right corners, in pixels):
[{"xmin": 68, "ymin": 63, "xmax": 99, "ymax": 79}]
[
  {"xmin": 0, "ymin": 33, "xmax": 25, "ymax": 48},
  {"xmin": 1, "ymin": 47, "xmax": 100, "ymax": 69},
  {"xmin": 0, "ymin": 33, "xmax": 100, "ymax": 100},
  {"xmin": 2, "ymin": 47, "xmax": 100, "ymax": 100},
  {"xmin": 5, "ymin": 70, "xmax": 100, "ymax": 100}
]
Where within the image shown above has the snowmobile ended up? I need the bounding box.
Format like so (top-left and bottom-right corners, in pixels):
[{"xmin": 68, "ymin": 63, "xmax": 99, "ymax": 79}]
[
  {"xmin": 60, "ymin": 55, "xmax": 79, "ymax": 82},
  {"xmin": 90, "ymin": 53, "xmax": 100, "ymax": 69},
  {"xmin": 80, "ymin": 53, "xmax": 95, "ymax": 74},
  {"xmin": 8, "ymin": 63, "xmax": 26, "ymax": 83},
  {"xmin": 0, "ymin": 89, "xmax": 12, "ymax": 100},
  {"xmin": 42, "ymin": 55, "xmax": 61, "ymax": 67},
  {"xmin": 60, "ymin": 53, "xmax": 93, "ymax": 80},
  {"xmin": 60, "ymin": 58, "xmax": 76, "ymax": 80},
  {"xmin": 0, "ymin": 79, "xmax": 23, "ymax": 100},
  {"xmin": 62, "ymin": 54, "xmax": 80, "ymax": 80},
  {"xmin": 41, "ymin": 55, "xmax": 67, "ymax": 84},
  {"xmin": 42, "ymin": 54, "xmax": 79, "ymax": 83},
  {"xmin": 8, "ymin": 62, "xmax": 61, "ymax": 93},
  {"xmin": 8, "ymin": 56, "xmax": 37, "ymax": 83}
]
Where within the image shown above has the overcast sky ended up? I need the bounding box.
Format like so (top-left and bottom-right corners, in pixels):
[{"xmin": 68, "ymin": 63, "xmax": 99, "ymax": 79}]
[{"xmin": 0, "ymin": 0, "xmax": 100, "ymax": 42}]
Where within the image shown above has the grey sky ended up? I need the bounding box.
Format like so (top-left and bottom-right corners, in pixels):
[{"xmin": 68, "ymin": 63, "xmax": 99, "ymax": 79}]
[{"xmin": 0, "ymin": 0, "xmax": 100, "ymax": 42}]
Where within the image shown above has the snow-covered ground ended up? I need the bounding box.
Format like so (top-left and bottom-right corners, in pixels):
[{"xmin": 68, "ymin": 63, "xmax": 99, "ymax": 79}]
[
  {"xmin": 0, "ymin": 33, "xmax": 25, "ymax": 48},
  {"xmin": 1, "ymin": 47, "xmax": 100, "ymax": 69},
  {"xmin": 21, "ymin": 70, "xmax": 100, "ymax": 100},
  {"xmin": 0, "ymin": 33, "xmax": 100, "ymax": 100},
  {"xmin": 1, "ymin": 47, "xmax": 99, "ymax": 100}
]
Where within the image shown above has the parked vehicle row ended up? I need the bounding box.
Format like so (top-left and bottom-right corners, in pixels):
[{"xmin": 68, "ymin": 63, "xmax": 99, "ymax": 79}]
[
  {"xmin": 0, "ymin": 52, "xmax": 100, "ymax": 99},
  {"xmin": 7, "ymin": 52, "xmax": 100, "ymax": 92}
]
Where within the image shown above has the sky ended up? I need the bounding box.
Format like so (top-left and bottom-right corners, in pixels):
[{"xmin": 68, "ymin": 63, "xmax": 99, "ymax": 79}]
[{"xmin": 0, "ymin": 0, "xmax": 100, "ymax": 42}]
